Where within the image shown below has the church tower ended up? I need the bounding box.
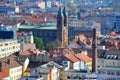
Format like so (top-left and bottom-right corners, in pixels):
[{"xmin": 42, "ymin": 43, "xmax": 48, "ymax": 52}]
[
  {"xmin": 63, "ymin": 7, "xmax": 68, "ymax": 27},
  {"xmin": 57, "ymin": 7, "xmax": 64, "ymax": 30},
  {"xmin": 63, "ymin": 7, "xmax": 68, "ymax": 47},
  {"xmin": 57, "ymin": 7, "xmax": 68, "ymax": 47}
]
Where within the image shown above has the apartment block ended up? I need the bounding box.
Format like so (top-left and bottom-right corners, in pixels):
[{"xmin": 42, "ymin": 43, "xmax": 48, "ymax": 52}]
[{"xmin": 0, "ymin": 39, "xmax": 20, "ymax": 58}]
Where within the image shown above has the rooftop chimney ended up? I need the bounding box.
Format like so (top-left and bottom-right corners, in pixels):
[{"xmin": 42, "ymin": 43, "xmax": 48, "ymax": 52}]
[
  {"xmin": 92, "ymin": 28, "xmax": 98, "ymax": 73},
  {"xmin": 7, "ymin": 59, "xmax": 10, "ymax": 65}
]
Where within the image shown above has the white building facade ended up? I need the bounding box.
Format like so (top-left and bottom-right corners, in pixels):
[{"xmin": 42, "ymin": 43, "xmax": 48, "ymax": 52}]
[{"xmin": 0, "ymin": 39, "xmax": 20, "ymax": 58}]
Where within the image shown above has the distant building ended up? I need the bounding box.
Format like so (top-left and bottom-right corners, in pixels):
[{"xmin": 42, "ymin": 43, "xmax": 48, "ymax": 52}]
[
  {"xmin": 114, "ymin": 13, "xmax": 120, "ymax": 32},
  {"xmin": 20, "ymin": 61, "xmax": 62, "ymax": 80},
  {"xmin": 98, "ymin": 67, "xmax": 120, "ymax": 80},
  {"xmin": 0, "ymin": 39, "xmax": 20, "ymax": 58},
  {"xmin": 63, "ymin": 49, "xmax": 92, "ymax": 71},
  {"xmin": 68, "ymin": 22, "xmax": 101, "ymax": 42},
  {"xmin": 97, "ymin": 50, "xmax": 120, "ymax": 79},
  {"xmin": 98, "ymin": 51, "xmax": 120, "ymax": 68},
  {"xmin": 0, "ymin": 24, "xmax": 18, "ymax": 39},
  {"xmin": 18, "ymin": 7, "xmax": 68, "ymax": 47},
  {"xmin": 65, "ymin": 69, "xmax": 97, "ymax": 80},
  {"xmin": 0, "ymin": 5, "xmax": 19, "ymax": 14},
  {"xmin": 37, "ymin": 1, "xmax": 45, "ymax": 9},
  {"xmin": 17, "ymin": 31, "xmax": 34, "ymax": 44}
]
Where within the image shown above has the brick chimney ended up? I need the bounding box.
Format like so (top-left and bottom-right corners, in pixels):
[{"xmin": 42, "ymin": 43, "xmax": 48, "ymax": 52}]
[
  {"xmin": 7, "ymin": 59, "xmax": 10, "ymax": 65},
  {"xmin": 92, "ymin": 28, "xmax": 98, "ymax": 73}
]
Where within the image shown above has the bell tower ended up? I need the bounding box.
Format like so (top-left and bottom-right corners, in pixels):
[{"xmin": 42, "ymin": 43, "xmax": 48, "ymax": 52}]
[
  {"xmin": 63, "ymin": 7, "xmax": 68, "ymax": 47},
  {"xmin": 57, "ymin": 7, "xmax": 68, "ymax": 48}
]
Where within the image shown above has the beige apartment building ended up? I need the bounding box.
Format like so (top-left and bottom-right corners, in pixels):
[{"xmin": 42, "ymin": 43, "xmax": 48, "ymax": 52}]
[{"xmin": 0, "ymin": 39, "xmax": 20, "ymax": 58}]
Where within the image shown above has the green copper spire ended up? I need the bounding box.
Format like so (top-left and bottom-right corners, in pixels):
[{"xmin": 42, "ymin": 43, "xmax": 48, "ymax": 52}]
[
  {"xmin": 63, "ymin": 6, "xmax": 68, "ymax": 26},
  {"xmin": 57, "ymin": 7, "xmax": 64, "ymax": 18},
  {"xmin": 63, "ymin": 6, "xmax": 68, "ymax": 17}
]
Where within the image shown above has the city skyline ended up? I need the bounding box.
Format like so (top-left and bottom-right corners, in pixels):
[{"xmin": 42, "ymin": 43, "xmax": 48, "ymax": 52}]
[{"xmin": 0, "ymin": 0, "xmax": 120, "ymax": 80}]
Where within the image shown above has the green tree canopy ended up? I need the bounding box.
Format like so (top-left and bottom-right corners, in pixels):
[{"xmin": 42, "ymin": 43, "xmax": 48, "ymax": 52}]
[
  {"xmin": 46, "ymin": 39, "xmax": 61, "ymax": 51},
  {"xmin": 34, "ymin": 36, "xmax": 44, "ymax": 51},
  {"xmin": 68, "ymin": 3, "xmax": 79, "ymax": 15}
]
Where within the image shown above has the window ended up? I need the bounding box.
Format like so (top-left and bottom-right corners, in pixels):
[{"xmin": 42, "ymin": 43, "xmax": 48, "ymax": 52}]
[
  {"xmin": 113, "ymin": 62, "xmax": 115, "ymax": 65},
  {"xmin": 116, "ymin": 72, "xmax": 120, "ymax": 75}
]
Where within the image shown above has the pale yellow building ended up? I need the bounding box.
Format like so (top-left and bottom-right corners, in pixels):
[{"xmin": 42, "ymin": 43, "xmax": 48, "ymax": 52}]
[{"xmin": 0, "ymin": 39, "xmax": 20, "ymax": 58}]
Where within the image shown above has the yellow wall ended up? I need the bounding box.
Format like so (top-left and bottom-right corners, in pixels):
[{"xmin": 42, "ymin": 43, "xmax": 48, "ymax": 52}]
[
  {"xmin": 60, "ymin": 68, "xmax": 65, "ymax": 80},
  {"xmin": 86, "ymin": 61, "xmax": 92, "ymax": 71},
  {"xmin": 23, "ymin": 72, "xmax": 30, "ymax": 76}
]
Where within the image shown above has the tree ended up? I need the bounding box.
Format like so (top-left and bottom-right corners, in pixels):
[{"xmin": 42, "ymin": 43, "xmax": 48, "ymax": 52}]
[
  {"xmin": 34, "ymin": 36, "xmax": 44, "ymax": 51},
  {"xmin": 46, "ymin": 39, "xmax": 61, "ymax": 51},
  {"xmin": 68, "ymin": 4, "xmax": 79, "ymax": 15}
]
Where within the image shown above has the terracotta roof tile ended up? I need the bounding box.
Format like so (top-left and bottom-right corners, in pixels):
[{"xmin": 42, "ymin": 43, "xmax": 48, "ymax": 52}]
[
  {"xmin": 79, "ymin": 34, "xmax": 86, "ymax": 42},
  {"xmin": 76, "ymin": 54, "xmax": 92, "ymax": 62},
  {"xmin": 117, "ymin": 42, "xmax": 120, "ymax": 49},
  {"xmin": 110, "ymin": 32, "xmax": 116, "ymax": 36},
  {"xmin": 17, "ymin": 32, "xmax": 21, "ymax": 36},
  {"xmin": 72, "ymin": 42, "xmax": 79, "ymax": 47},
  {"xmin": 64, "ymin": 53, "xmax": 79, "ymax": 62},
  {"xmin": 20, "ymin": 50, "xmax": 31, "ymax": 55},
  {"xmin": 0, "ymin": 72, "xmax": 8, "ymax": 78},
  {"xmin": 20, "ymin": 49, "xmax": 41, "ymax": 55},
  {"xmin": 86, "ymin": 38, "xmax": 92, "ymax": 45},
  {"xmin": 0, "ymin": 56, "xmax": 21, "ymax": 68}
]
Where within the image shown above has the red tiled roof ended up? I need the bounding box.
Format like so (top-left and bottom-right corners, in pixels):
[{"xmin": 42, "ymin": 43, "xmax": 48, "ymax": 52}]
[
  {"xmin": 20, "ymin": 49, "xmax": 41, "ymax": 55},
  {"xmin": 76, "ymin": 54, "xmax": 92, "ymax": 62},
  {"xmin": 0, "ymin": 56, "xmax": 21, "ymax": 68},
  {"xmin": 79, "ymin": 34, "xmax": 86, "ymax": 42},
  {"xmin": 17, "ymin": 32, "xmax": 21, "ymax": 36},
  {"xmin": 0, "ymin": 72, "xmax": 8, "ymax": 78},
  {"xmin": 86, "ymin": 38, "xmax": 92, "ymax": 45},
  {"xmin": 107, "ymin": 38, "xmax": 115, "ymax": 42},
  {"xmin": 32, "ymin": 49, "xmax": 40, "ymax": 54},
  {"xmin": 110, "ymin": 32, "xmax": 116, "ymax": 36},
  {"xmin": 72, "ymin": 42, "xmax": 79, "ymax": 47},
  {"xmin": 64, "ymin": 53, "xmax": 79, "ymax": 62},
  {"xmin": 20, "ymin": 50, "xmax": 32, "ymax": 55},
  {"xmin": 117, "ymin": 42, "xmax": 120, "ymax": 49}
]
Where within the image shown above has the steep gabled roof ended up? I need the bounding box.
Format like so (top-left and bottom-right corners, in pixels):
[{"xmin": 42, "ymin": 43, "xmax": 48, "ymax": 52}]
[
  {"xmin": 64, "ymin": 53, "xmax": 79, "ymax": 63},
  {"xmin": 76, "ymin": 54, "xmax": 92, "ymax": 63}
]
